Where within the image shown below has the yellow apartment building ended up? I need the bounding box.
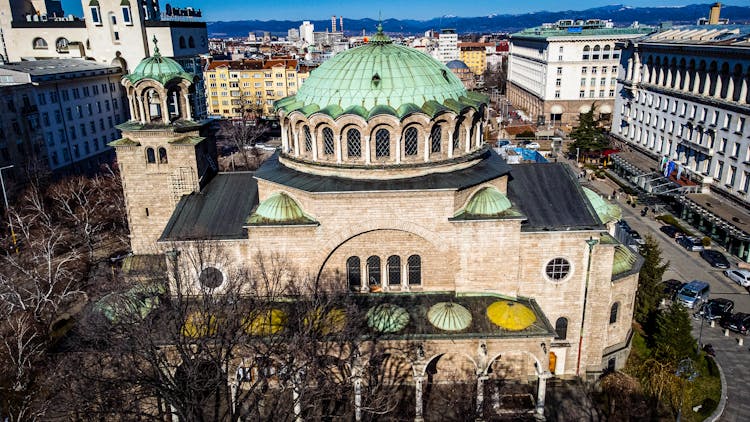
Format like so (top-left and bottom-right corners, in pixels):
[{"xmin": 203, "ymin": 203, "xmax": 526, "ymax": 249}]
[{"xmin": 458, "ymin": 42, "xmax": 490, "ymax": 75}]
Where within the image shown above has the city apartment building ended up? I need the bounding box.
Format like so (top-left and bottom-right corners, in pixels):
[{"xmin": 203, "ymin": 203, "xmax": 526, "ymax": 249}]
[
  {"xmin": 434, "ymin": 29, "xmax": 458, "ymax": 63},
  {"xmin": 0, "ymin": 83, "xmax": 45, "ymax": 183},
  {"xmin": 204, "ymin": 59, "xmax": 312, "ymax": 118},
  {"xmin": 458, "ymin": 42, "xmax": 490, "ymax": 75},
  {"xmin": 611, "ymin": 25, "xmax": 750, "ymax": 262},
  {"xmin": 0, "ymin": 60, "xmax": 126, "ymax": 171},
  {"xmin": 507, "ymin": 19, "xmax": 652, "ymax": 127}
]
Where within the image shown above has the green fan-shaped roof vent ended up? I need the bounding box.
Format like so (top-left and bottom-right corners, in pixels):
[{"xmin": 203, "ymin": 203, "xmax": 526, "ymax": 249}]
[
  {"xmin": 427, "ymin": 302, "xmax": 472, "ymax": 331},
  {"xmin": 275, "ymin": 24, "xmax": 486, "ymax": 117},
  {"xmin": 124, "ymin": 36, "xmax": 194, "ymax": 85},
  {"xmin": 366, "ymin": 303, "xmax": 410, "ymax": 333},
  {"xmin": 247, "ymin": 192, "xmax": 316, "ymax": 225},
  {"xmin": 582, "ymin": 187, "xmax": 622, "ymax": 224},
  {"xmin": 612, "ymin": 244, "xmax": 638, "ymax": 276}
]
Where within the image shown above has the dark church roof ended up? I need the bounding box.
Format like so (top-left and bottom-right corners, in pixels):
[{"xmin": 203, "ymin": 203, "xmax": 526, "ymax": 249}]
[
  {"xmin": 160, "ymin": 172, "xmax": 258, "ymax": 241},
  {"xmin": 507, "ymin": 163, "xmax": 603, "ymax": 231}
]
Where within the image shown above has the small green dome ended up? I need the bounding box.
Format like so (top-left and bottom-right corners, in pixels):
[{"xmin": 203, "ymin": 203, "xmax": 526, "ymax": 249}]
[
  {"xmin": 277, "ymin": 25, "xmax": 472, "ymax": 116},
  {"xmin": 247, "ymin": 192, "xmax": 315, "ymax": 225},
  {"xmin": 427, "ymin": 302, "xmax": 472, "ymax": 332},
  {"xmin": 612, "ymin": 244, "xmax": 638, "ymax": 276},
  {"xmin": 124, "ymin": 37, "xmax": 194, "ymax": 85},
  {"xmin": 366, "ymin": 303, "xmax": 409, "ymax": 333},
  {"xmin": 583, "ymin": 187, "xmax": 622, "ymax": 224},
  {"xmin": 465, "ymin": 187, "xmax": 513, "ymax": 216}
]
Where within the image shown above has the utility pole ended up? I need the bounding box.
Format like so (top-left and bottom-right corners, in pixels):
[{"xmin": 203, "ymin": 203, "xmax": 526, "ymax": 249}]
[{"xmin": 0, "ymin": 165, "xmax": 17, "ymax": 253}]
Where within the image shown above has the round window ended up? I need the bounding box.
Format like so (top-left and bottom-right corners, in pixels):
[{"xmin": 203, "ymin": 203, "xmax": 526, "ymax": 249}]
[
  {"xmin": 199, "ymin": 267, "xmax": 224, "ymax": 289},
  {"xmin": 545, "ymin": 258, "xmax": 571, "ymax": 281}
]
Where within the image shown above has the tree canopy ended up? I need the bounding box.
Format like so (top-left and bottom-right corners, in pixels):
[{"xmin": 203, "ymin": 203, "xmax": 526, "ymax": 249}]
[
  {"xmin": 635, "ymin": 235, "xmax": 670, "ymax": 326},
  {"xmin": 568, "ymin": 103, "xmax": 611, "ymax": 157}
]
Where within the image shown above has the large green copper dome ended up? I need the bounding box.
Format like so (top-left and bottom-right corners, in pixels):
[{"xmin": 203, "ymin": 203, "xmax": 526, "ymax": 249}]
[
  {"xmin": 276, "ymin": 25, "xmax": 484, "ymax": 118},
  {"xmin": 123, "ymin": 37, "xmax": 194, "ymax": 85}
]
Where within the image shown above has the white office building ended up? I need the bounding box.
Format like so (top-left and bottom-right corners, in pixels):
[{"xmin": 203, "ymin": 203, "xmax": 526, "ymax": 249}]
[
  {"xmin": 435, "ymin": 29, "xmax": 458, "ymax": 63},
  {"xmin": 507, "ymin": 19, "xmax": 651, "ymax": 127},
  {"xmin": 300, "ymin": 21, "xmax": 315, "ymax": 45}
]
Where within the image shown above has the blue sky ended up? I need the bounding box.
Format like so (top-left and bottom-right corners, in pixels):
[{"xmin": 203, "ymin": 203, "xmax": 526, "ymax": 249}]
[{"xmin": 61, "ymin": 1, "xmax": 744, "ymax": 21}]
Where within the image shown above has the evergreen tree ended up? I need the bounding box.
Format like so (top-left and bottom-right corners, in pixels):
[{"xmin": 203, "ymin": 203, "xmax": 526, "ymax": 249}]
[
  {"xmin": 568, "ymin": 103, "xmax": 610, "ymax": 159},
  {"xmin": 653, "ymin": 302, "xmax": 695, "ymax": 364},
  {"xmin": 635, "ymin": 235, "xmax": 669, "ymax": 328}
]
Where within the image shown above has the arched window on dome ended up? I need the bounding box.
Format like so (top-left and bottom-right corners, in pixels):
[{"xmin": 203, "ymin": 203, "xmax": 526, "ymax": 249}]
[
  {"xmin": 387, "ymin": 255, "xmax": 401, "ymax": 286},
  {"xmin": 555, "ymin": 317, "xmax": 568, "ymax": 340},
  {"xmin": 145, "ymin": 147, "xmax": 156, "ymax": 164},
  {"xmin": 408, "ymin": 255, "xmax": 421, "ymax": 286},
  {"xmin": 367, "ymin": 256, "xmax": 381, "ymax": 285},
  {"xmin": 403, "ymin": 127, "xmax": 418, "ymax": 156},
  {"xmin": 303, "ymin": 126, "xmax": 312, "ymax": 152},
  {"xmin": 346, "ymin": 128, "xmax": 361, "ymax": 157},
  {"xmin": 375, "ymin": 129, "xmax": 390, "ymax": 158},
  {"xmin": 158, "ymin": 147, "xmax": 168, "ymax": 164},
  {"xmin": 347, "ymin": 256, "xmax": 361, "ymax": 290},
  {"xmin": 179, "ymin": 36, "xmax": 186, "ymax": 49},
  {"xmin": 322, "ymin": 127, "xmax": 334, "ymax": 156},
  {"xmin": 430, "ymin": 124, "xmax": 442, "ymax": 153}
]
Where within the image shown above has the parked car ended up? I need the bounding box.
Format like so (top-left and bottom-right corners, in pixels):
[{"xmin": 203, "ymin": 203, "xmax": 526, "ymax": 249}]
[
  {"xmin": 659, "ymin": 224, "xmax": 684, "ymax": 239},
  {"xmin": 675, "ymin": 280, "xmax": 710, "ymax": 309},
  {"xmin": 697, "ymin": 298, "xmax": 734, "ymax": 321},
  {"xmin": 724, "ymin": 269, "xmax": 750, "ymax": 287},
  {"xmin": 497, "ymin": 140, "xmax": 511, "ymax": 147},
  {"xmin": 699, "ymin": 250, "xmax": 730, "ymax": 269},
  {"xmin": 629, "ymin": 230, "xmax": 645, "ymax": 247},
  {"xmin": 677, "ymin": 236, "xmax": 705, "ymax": 252},
  {"xmin": 721, "ymin": 312, "xmax": 750, "ymax": 335},
  {"xmin": 524, "ymin": 142, "xmax": 541, "ymax": 149},
  {"xmin": 662, "ymin": 279, "xmax": 685, "ymax": 300}
]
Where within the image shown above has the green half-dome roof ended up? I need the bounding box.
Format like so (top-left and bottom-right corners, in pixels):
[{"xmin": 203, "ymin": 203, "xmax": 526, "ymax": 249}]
[
  {"xmin": 366, "ymin": 303, "xmax": 409, "ymax": 333},
  {"xmin": 277, "ymin": 25, "xmax": 481, "ymax": 117},
  {"xmin": 582, "ymin": 187, "xmax": 622, "ymax": 224},
  {"xmin": 612, "ymin": 244, "xmax": 639, "ymax": 276},
  {"xmin": 427, "ymin": 302, "xmax": 472, "ymax": 332},
  {"xmin": 124, "ymin": 37, "xmax": 194, "ymax": 85},
  {"xmin": 247, "ymin": 192, "xmax": 316, "ymax": 225}
]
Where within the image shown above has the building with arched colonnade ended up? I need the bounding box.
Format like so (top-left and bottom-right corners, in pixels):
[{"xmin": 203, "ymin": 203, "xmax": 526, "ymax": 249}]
[{"xmin": 111, "ymin": 24, "xmax": 642, "ymax": 420}]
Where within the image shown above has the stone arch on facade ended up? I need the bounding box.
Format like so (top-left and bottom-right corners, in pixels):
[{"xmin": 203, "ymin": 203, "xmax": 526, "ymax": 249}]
[{"xmin": 422, "ymin": 352, "xmax": 478, "ymax": 419}]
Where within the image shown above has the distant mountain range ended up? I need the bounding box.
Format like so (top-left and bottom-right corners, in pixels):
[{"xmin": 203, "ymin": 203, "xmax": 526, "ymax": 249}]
[{"xmin": 207, "ymin": 3, "xmax": 750, "ymax": 37}]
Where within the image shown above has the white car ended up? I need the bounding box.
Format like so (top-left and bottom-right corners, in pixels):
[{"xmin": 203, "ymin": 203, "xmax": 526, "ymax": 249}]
[
  {"xmin": 524, "ymin": 142, "xmax": 541, "ymax": 149},
  {"xmin": 724, "ymin": 269, "xmax": 750, "ymax": 287}
]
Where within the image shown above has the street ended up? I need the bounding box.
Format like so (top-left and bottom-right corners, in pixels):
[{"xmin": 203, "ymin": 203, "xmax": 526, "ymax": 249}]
[{"xmin": 583, "ymin": 171, "xmax": 749, "ymax": 422}]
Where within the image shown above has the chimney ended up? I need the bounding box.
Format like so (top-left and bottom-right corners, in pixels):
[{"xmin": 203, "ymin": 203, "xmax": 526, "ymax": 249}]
[
  {"xmin": 331, "ymin": 15, "xmax": 336, "ymax": 32},
  {"xmin": 339, "ymin": 16, "xmax": 343, "ymax": 33},
  {"xmin": 709, "ymin": 2, "xmax": 721, "ymax": 24}
]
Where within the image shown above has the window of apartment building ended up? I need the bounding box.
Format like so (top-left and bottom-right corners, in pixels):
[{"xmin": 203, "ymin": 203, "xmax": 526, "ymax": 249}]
[
  {"xmin": 728, "ymin": 166, "xmax": 737, "ymax": 187},
  {"xmin": 592, "ymin": 66, "xmax": 598, "ymax": 74},
  {"xmin": 82, "ymin": 87, "xmax": 89, "ymax": 97},
  {"xmin": 254, "ymin": 82, "xmax": 261, "ymax": 87},
  {"xmin": 61, "ymin": 90, "xmax": 69, "ymax": 101},
  {"xmin": 719, "ymin": 138, "xmax": 728, "ymax": 153},
  {"xmin": 122, "ymin": 6, "xmax": 132, "ymax": 24},
  {"xmin": 556, "ymin": 67, "xmax": 562, "ymax": 75},
  {"xmin": 265, "ymin": 81, "xmax": 272, "ymax": 87},
  {"xmin": 589, "ymin": 90, "xmax": 595, "ymax": 98},
  {"xmin": 105, "ymin": 100, "xmax": 110, "ymax": 111},
  {"xmin": 101, "ymin": 83, "xmax": 108, "ymax": 93},
  {"xmin": 107, "ymin": 116, "xmax": 113, "ymax": 128},
  {"xmin": 253, "ymin": 73, "xmax": 261, "ymax": 78},
  {"xmin": 75, "ymin": 105, "xmax": 82, "ymax": 118},
  {"xmin": 88, "ymin": 103, "xmax": 93, "ymax": 115},
  {"xmin": 600, "ymin": 78, "xmax": 606, "ymax": 86},
  {"xmin": 219, "ymin": 83, "xmax": 227, "ymax": 88},
  {"xmin": 555, "ymin": 90, "xmax": 560, "ymax": 98},
  {"xmin": 219, "ymin": 73, "xmax": 226, "ymax": 79},
  {"xmin": 69, "ymin": 126, "xmax": 76, "ymax": 140},
  {"xmin": 276, "ymin": 82, "xmax": 284, "ymax": 87},
  {"xmin": 723, "ymin": 114, "xmax": 732, "ymax": 129},
  {"xmin": 65, "ymin": 108, "xmax": 72, "ymax": 120},
  {"xmin": 555, "ymin": 79, "xmax": 561, "ymax": 86},
  {"xmin": 599, "ymin": 90, "xmax": 604, "ymax": 97},
  {"xmin": 579, "ymin": 90, "xmax": 585, "ymax": 98},
  {"xmin": 736, "ymin": 117, "xmax": 746, "ymax": 133},
  {"xmin": 208, "ymin": 73, "xmax": 216, "ymax": 79},
  {"xmin": 99, "ymin": 119, "xmax": 105, "ymax": 130},
  {"xmin": 602, "ymin": 66, "xmax": 608, "ymax": 74},
  {"xmin": 42, "ymin": 113, "xmax": 49, "ymax": 126},
  {"xmin": 741, "ymin": 171, "xmax": 750, "ymax": 193},
  {"xmin": 582, "ymin": 66, "xmax": 587, "ymax": 74},
  {"xmin": 289, "ymin": 82, "xmax": 296, "ymax": 87},
  {"xmin": 678, "ymin": 102, "xmax": 685, "ymax": 115},
  {"xmin": 72, "ymin": 144, "xmax": 79, "ymax": 158},
  {"xmin": 700, "ymin": 107, "xmax": 707, "ymax": 122},
  {"xmin": 90, "ymin": 121, "xmax": 96, "ymax": 133},
  {"xmin": 731, "ymin": 142, "xmax": 740, "ymax": 158},
  {"xmin": 229, "ymin": 82, "xmax": 239, "ymax": 88},
  {"xmin": 275, "ymin": 73, "xmax": 283, "ymax": 78},
  {"xmin": 242, "ymin": 82, "xmax": 250, "ymax": 87},
  {"xmin": 264, "ymin": 73, "xmax": 272, "ymax": 78},
  {"xmin": 72, "ymin": 88, "xmax": 80, "ymax": 99},
  {"xmin": 230, "ymin": 73, "xmax": 239, "ymax": 79},
  {"xmin": 92, "ymin": 85, "xmax": 99, "ymax": 95},
  {"xmin": 610, "ymin": 77, "xmax": 616, "ymax": 86},
  {"xmin": 80, "ymin": 124, "xmax": 87, "ymax": 136},
  {"xmin": 580, "ymin": 78, "xmax": 586, "ymax": 86},
  {"xmin": 590, "ymin": 78, "xmax": 596, "ymax": 85},
  {"xmin": 592, "ymin": 45, "xmax": 600, "ymax": 60}
]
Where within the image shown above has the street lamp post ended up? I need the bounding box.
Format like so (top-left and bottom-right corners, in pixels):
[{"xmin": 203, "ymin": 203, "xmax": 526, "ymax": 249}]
[
  {"xmin": 675, "ymin": 358, "xmax": 699, "ymax": 422},
  {"xmin": 0, "ymin": 165, "xmax": 17, "ymax": 253}
]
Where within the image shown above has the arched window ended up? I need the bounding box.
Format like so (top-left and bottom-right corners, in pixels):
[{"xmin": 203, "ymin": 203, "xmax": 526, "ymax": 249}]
[
  {"xmin": 158, "ymin": 147, "xmax": 168, "ymax": 164},
  {"xmin": 404, "ymin": 127, "xmax": 418, "ymax": 156},
  {"xmin": 592, "ymin": 45, "xmax": 601, "ymax": 60},
  {"xmin": 387, "ymin": 255, "xmax": 401, "ymax": 286},
  {"xmin": 603, "ymin": 44, "xmax": 611, "ymax": 59},
  {"xmin": 555, "ymin": 317, "xmax": 568, "ymax": 340},
  {"xmin": 375, "ymin": 129, "xmax": 390, "ymax": 158},
  {"xmin": 146, "ymin": 147, "xmax": 156, "ymax": 163},
  {"xmin": 33, "ymin": 38, "xmax": 48, "ymax": 50},
  {"xmin": 407, "ymin": 255, "xmax": 421, "ymax": 285},
  {"xmin": 188, "ymin": 36, "xmax": 195, "ymax": 48},
  {"xmin": 452, "ymin": 125, "xmax": 460, "ymax": 150},
  {"xmin": 303, "ymin": 126, "xmax": 312, "ymax": 152},
  {"xmin": 322, "ymin": 127, "xmax": 334, "ymax": 155},
  {"xmin": 347, "ymin": 128, "xmax": 361, "ymax": 157},
  {"xmin": 430, "ymin": 124, "xmax": 442, "ymax": 153},
  {"xmin": 179, "ymin": 36, "xmax": 186, "ymax": 49},
  {"xmin": 610, "ymin": 302, "xmax": 619, "ymax": 324},
  {"xmin": 56, "ymin": 37, "xmax": 69, "ymax": 53},
  {"xmin": 346, "ymin": 257, "xmax": 361, "ymax": 289},
  {"xmin": 367, "ymin": 256, "xmax": 381, "ymax": 285},
  {"xmin": 582, "ymin": 45, "xmax": 590, "ymax": 60}
]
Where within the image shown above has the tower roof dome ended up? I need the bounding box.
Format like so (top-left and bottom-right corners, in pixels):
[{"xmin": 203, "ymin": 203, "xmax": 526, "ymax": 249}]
[
  {"xmin": 276, "ymin": 24, "xmax": 485, "ymax": 118},
  {"xmin": 124, "ymin": 37, "xmax": 194, "ymax": 85}
]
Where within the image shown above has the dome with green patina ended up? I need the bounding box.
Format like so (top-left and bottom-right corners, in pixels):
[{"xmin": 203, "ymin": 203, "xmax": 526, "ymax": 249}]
[
  {"xmin": 276, "ymin": 24, "xmax": 487, "ymax": 119},
  {"xmin": 247, "ymin": 192, "xmax": 316, "ymax": 225},
  {"xmin": 123, "ymin": 37, "xmax": 194, "ymax": 85},
  {"xmin": 453, "ymin": 187, "xmax": 518, "ymax": 220},
  {"xmin": 612, "ymin": 244, "xmax": 639, "ymax": 276},
  {"xmin": 427, "ymin": 302, "xmax": 472, "ymax": 332},
  {"xmin": 582, "ymin": 187, "xmax": 622, "ymax": 224}
]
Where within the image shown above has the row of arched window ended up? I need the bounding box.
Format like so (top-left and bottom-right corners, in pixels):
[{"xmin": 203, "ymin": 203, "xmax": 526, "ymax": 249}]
[
  {"xmin": 145, "ymin": 147, "xmax": 168, "ymax": 164},
  {"xmin": 346, "ymin": 255, "xmax": 421, "ymax": 289},
  {"xmin": 179, "ymin": 36, "xmax": 196, "ymax": 49},
  {"xmin": 298, "ymin": 123, "xmax": 472, "ymax": 159},
  {"xmin": 554, "ymin": 302, "xmax": 619, "ymax": 341},
  {"xmin": 33, "ymin": 37, "xmax": 68, "ymax": 53},
  {"xmin": 582, "ymin": 45, "xmax": 615, "ymax": 61}
]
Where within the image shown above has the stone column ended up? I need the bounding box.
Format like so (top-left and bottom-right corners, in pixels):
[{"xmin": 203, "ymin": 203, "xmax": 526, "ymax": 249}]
[
  {"xmin": 311, "ymin": 132, "xmax": 318, "ymax": 161},
  {"xmin": 353, "ymin": 376, "xmax": 362, "ymax": 421},
  {"xmin": 136, "ymin": 96, "xmax": 146, "ymax": 124},
  {"xmin": 536, "ymin": 373, "xmax": 549, "ymax": 416},
  {"xmin": 465, "ymin": 126, "xmax": 471, "ymax": 153},
  {"xmin": 447, "ymin": 129, "xmax": 454, "ymax": 158},
  {"xmin": 702, "ymin": 73, "xmax": 712, "ymax": 96},
  {"xmin": 714, "ymin": 74, "xmax": 723, "ymax": 99},
  {"xmin": 335, "ymin": 132, "xmax": 343, "ymax": 163},
  {"xmin": 725, "ymin": 77, "xmax": 735, "ymax": 101},
  {"xmin": 292, "ymin": 374, "xmax": 303, "ymax": 422},
  {"xmin": 162, "ymin": 96, "xmax": 170, "ymax": 123},
  {"xmin": 738, "ymin": 78, "xmax": 748, "ymax": 104},
  {"xmin": 230, "ymin": 382, "xmax": 238, "ymax": 414},
  {"xmin": 126, "ymin": 95, "xmax": 136, "ymax": 120},
  {"xmin": 365, "ymin": 135, "xmax": 371, "ymax": 164},
  {"xmin": 475, "ymin": 375, "xmax": 488, "ymax": 419},
  {"xmin": 683, "ymin": 71, "xmax": 691, "ymax": 93},
  {"xmin": 423, "ymin": 132, "xmax": 430, "ymax": 162},
  {"xmin": 293, "ymin": 130, "xmax": 300, "ymax": 157},
  {"xmin": 360, "ymin": 259, "xmax": 368, "ymax": 292},
  {"xmin": 395, "ymin": 134, "xmax": 402, "ymax": 164},
  {"xmin": 183, "ymin": 93, "xmax": 192, "ymax": 119},
  {"xmin": 414, "ymin": 375, "xmax": 425, "ymax": 422},
  {"xmin": 626, "ymin": 58, "xmax": 634, "ymax": 81},
  {"xmin": 632, "ymin": 52, "xmax": 641, "ymax": 84},
  {"xmin": 281, "ymin": 125, "xmax": 289, "ymax": 153}
]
